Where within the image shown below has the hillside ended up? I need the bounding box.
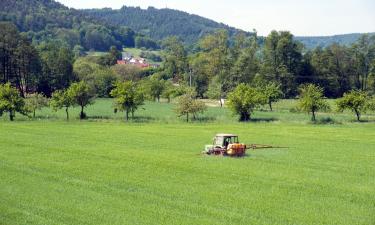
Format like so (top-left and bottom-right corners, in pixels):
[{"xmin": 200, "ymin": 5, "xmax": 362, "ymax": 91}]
[
  {"xmin": 296, "ymin": 33, "xmax": 375, "ymax": 49},
  {"xmin": 83, "ymin": 6, "xmax": 251, "ymax": 45},
  {"xmin": 84, "ymin": 6, "xmax": 371, "ymax": 48},
  {"xmin": 0, "ymin": 0, "xmax": 137, "ymax": 51}
]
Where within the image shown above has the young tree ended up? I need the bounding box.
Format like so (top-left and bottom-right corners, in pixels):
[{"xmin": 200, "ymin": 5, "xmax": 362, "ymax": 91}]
[
  {"xmin": 50, "ymin": 90, "xmax": 74, "ymax": 120},
  {"xmin": 205, "ymin": 77, "xmax": 224, "ymax": 107},
  {"xmin": 67, "ymin": 82, "xmax": 95, "ymax": 119},
  {"xmin": 336, "ymin": 90, "xmax": 370, "ymax": 121},
  {"xmin": 297, "ymin": 84, "xmax": 330, "ymax": 122},
  {"xmin": 175, "ymin": 92, "xmax": 206, "ymax": 122},
  {"xmin": 110, "ymin": 81, "xmax": 144, "ymax": 121},
  {"xmin": 260, "ymin": 82, "xmax": 284, "ymax": 111},
  {"xmin": 26, "ymin": 93, "xmax": 48, "ymax": 118},
  {"xmin": 0, "ymin": 83, "xmax": 28, "ymax": 121},
  {"xmin": 227, "ymin": 84, "xmax": 266, "ymax": 121}
]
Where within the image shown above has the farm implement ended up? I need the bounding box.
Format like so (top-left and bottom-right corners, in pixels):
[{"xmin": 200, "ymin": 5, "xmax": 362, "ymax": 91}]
[{"xmin": 203, "ymin": 134, "xmax": 287, "ymax": 157}]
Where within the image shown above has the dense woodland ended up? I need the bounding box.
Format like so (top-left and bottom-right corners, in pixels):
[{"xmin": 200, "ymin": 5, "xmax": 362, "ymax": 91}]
[
  {"xmin": 1, "ymin": 0, "xmax": 375, "ymax": 121},
  {"xmin": 0, "ymin": 0, "xmax": 161, "ymax": 51},
  {"xmin": 83, "ymin": 6, "xmax": 248, "ymax": 46}
]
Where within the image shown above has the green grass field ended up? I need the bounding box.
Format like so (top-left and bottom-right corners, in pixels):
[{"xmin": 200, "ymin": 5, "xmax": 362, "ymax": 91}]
[{"xmin": 1, "ymin": 100, "xmax": 375, "ymax": 224}]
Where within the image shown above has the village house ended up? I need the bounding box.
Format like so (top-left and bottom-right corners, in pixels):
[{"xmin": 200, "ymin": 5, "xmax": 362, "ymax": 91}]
[{"xmin": 117, "ymin": 52, "xmax": 159, "ymax": 68}]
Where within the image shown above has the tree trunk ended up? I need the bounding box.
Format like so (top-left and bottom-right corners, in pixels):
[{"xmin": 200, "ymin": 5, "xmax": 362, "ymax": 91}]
[
  {"xmin": 126, "ymin": 110, "xmax": 129, "ymax": 121},
  {"xmin": 65, "ymin": 107, "xmax": 69, "ymax": 120},
  {"xmin": 80, "ymin": 106, "xmax": 85, "ymax": 119},
  {"xmin": 311, "ymin": 110, "xmax": 316, "ymax": 122},
  {"xmin": 269, "ymin": 101, "xmax": 273, "ymax": 111},
  {"xmin": 219, "ymin": 99, "xmax": 223, "ymax": 108},
  {"xmin": 9, "ymin": 111, "xmax": 14, "ymax": 121},
  {"xmin": 240, "ymin": 112, "xmax": 250, "ymax": 121},
  {"xmin": 355, "ymin": 109, "xmax": 360, "ymax": 122},
  {"xmin": 33, "ymin": 110, "xmax": 36, "ymax": 118},
  {"xmin": 186, "ymin": 113, "xmax": 189, "ymax": 122},
  {"xmin": 157, "ymin": 96, "xmax": 160, "ymax": 102}
]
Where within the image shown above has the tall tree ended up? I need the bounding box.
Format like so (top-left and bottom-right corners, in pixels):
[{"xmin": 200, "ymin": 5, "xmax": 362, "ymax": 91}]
[
  {"xmin": 38, "ymin": 42, "xmax": 75, "ymax": 96},
  {"xmin": 261, "ymin": 31, "xmax": 302, "ymax": 97},
  {"xmin": 0, "ymin": 22, "xmax": 41, "ymax": 96},
  {"xmin": 351, "ymin": 34, "xmax": 375, "ymax": 91},
  {"xmin": 229, "ymin": 37, "xmax": 259, "ymax": 90},
  {"xmin": 162, "ymin": 36, "xmax": 188, "ymax": 80}
]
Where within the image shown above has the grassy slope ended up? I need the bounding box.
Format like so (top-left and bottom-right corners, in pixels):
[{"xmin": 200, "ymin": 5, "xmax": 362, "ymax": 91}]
[{"xmin": 1, "ymin": 100, "xmax": 375, "ymax": 225}]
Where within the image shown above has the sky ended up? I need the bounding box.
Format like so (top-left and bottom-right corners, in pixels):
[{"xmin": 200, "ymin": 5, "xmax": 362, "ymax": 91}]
[{"xmin": 57, "ymin": 0, "xmax": 375, "ymax": 36}]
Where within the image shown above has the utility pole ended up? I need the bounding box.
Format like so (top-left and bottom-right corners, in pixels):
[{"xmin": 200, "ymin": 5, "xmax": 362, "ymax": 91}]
[{"xmin": 189, "ymin": 69, "xmax": 192, "ymax": 87}]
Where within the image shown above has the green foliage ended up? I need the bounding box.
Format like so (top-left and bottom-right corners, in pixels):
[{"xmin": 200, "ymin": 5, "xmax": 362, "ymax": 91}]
[
  {"xmin": 50, "ymin": 90, "xmax": 74, "ymax": 120},
  {"xmin": 74, "ymin": 57, "xmax": 117, "ymax": 97},
  {"xmin": 205, "ymin": 77, "xmax": 223, "ymax": 107},
  {"xmin": 227, "ymin": 84, "xmax": 266, "ymax": 121},
  {"xmin": 0, "ymin": 83, "xmax": 28, "ymax": 121},
  {"xmin": 26, "ymin": 93, "xmax": 48, "ymax": 118},
  {"xmin": 37, "ymin": 41, "xmax": 75, "ymax": 96},
  {"xmin": 111, "ymin": 64, "xmax": 143, "ymax": 81},
  {"xmin": 145, "ymin": 77, "xmax": 165, "ymax": 102},
  {"xmin": 110, "ymin": 81, "xmax": 145, "ymax": 120},
  {"xmin": 140, "ymin": 51, "xmax": 162, "ymax": 62},
  {"xmin": 259, "ymin": 82, "xmax": 284, "ymax": 111},
  {"xmin": 229, "ymin": 36, "xmax": 260, "ymax": 90},
  {"xmin": 162, "ymin": 36, "xmax": 188, "ymax": 80},
  {"xmin": 0, "ymin": 22, "xmax": 41, "ymax": 97},
  {"xmin": 297, "ymin": 84, "xmax": 330, "ymax": 122},
  {"xmin": 336, "ymin": 90, "xmax": 371, "ymax": 121},
  {"xmin": 67, "ymin": 82, "xmax": 96, "ymax": 119},
  {"xmin": 135, "ymin": 36, "xmax": 159, "ymax": 50},
  {"xmin": 98, "ymin": 46, "xmax": 121, "ymax": 66},
  {"xmin": 175, "ymin": 92, "xmax": 207, "ymax": 122},
  {"xmin": 261, "ymin": 31, "xmax": 302, "ymax": 97}
]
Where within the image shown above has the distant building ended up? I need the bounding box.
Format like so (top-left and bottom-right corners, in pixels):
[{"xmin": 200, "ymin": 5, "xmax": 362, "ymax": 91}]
[{"xmin": 117, "ymin": 52, "xmax": 159, "ymax": 68}]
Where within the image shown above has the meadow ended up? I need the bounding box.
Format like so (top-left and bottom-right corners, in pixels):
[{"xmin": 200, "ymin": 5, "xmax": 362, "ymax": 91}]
[{"xmin": 1, "ymin": 99, "xmax": 375, "ymax": 225}]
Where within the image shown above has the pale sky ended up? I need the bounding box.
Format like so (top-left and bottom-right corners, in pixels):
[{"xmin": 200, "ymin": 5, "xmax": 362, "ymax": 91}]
[{"xmin": 57, "ymin": 0, "xmax": 375, "ymax": 36}]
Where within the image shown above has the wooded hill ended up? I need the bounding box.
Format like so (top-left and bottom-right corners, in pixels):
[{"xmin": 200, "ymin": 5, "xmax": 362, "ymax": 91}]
[
  {"xmin": 83, "ymin": 6, "xmax": 372, "ymax": 48},
  {"xmin": 0, "ymin": 0, "xmax": 144, "ymax": 51},
  {"xmin": 83, "ymin": 6, "xmax": 251, "ymax": 45},
  {"xmin": 0, "ymin": 0, "xmax": 372, "ymax": 49}
]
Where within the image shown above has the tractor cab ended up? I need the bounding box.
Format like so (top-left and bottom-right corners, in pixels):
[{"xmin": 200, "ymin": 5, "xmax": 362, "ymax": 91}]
[{"xmin": 213, "ymin": 134, "xmax": 239, "ymax": 149}]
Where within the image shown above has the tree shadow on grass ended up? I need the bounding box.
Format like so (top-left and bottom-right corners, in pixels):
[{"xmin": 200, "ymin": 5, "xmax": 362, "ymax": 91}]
[
  {"xmin": 87, "ymin": 115, "xmax": 112, "ymax": 120},
  {"xmin": 130, "ymin": 116, "xmax": 155, "ymax": 123},
  {"xmin": 247, "ymin": 117, "xmax": 278, "ymax": 123},
  {"xmin": 309, "ymin": 117, "xmax": 342, "ymax": 125},
  {"xmin": 192, "ymin": 116, "xmax": 217, "ymax": 122}
]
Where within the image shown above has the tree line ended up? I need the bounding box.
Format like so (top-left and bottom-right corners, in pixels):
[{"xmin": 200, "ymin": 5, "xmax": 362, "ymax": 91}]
[
  {"xmin": 159, "ymin": 30, "xmax": 375, "ymax": 99},
  {"xmin": 1, "ymin": 19, "xmax": 375, "ymax": 122}
]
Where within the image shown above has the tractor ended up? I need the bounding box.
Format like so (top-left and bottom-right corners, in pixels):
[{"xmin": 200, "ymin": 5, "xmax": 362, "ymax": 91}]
[
  {"xmin": 203, "ymin": 134, "xmax": 287, "ymax": 157},
  {"xmin": 203, "ymin": 134, "xmax": 247, "ymax": 157}
]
